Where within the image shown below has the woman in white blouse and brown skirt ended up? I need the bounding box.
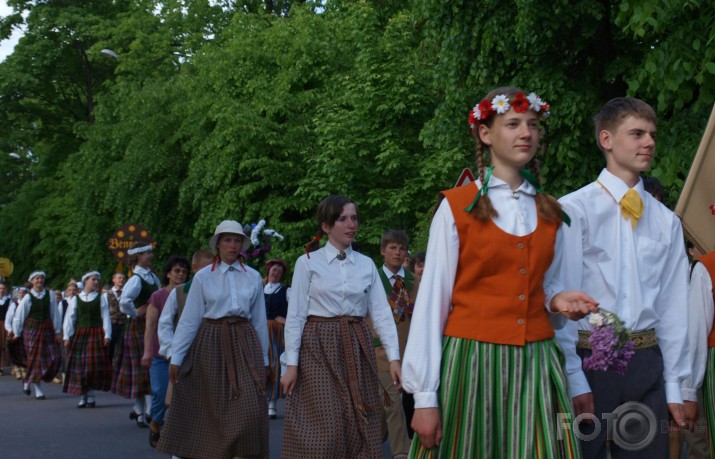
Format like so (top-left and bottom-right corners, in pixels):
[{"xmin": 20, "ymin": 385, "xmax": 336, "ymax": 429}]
[{"xmin": 281, "ymin": 195, "xmax": 402, "ymax": 458}]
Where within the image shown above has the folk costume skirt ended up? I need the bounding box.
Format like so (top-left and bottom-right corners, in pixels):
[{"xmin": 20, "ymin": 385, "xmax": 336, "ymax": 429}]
[
  {"xmin": 0, "ymin": 326, "xmax": 8, "ymax": 367},
  {"xmin": 702, "ymin": 347, "xmax": 715, "ymax": 458},
  {"xmin": 267, "ymin": 318, "xmax": 285, "ymax": 400},
  {"xmin": 157, "ymin": 317, "xmax": 268, "ymax": 459},
  {"xmin": 281, "ymin": 316, "xmax": 382, "ymax": 459},
  {"xmin": 409, "ymin": 337, "xmax": 582, "ymax": 459},
  {"xmin": 23, "ymin": 318, "xmax": 61, "ymax": 383},
  {"xmin": 111, "ymin": 317, "xmax": 150, "ymax": 398},
  {"xmin": 7, "ymin": 333, "xmax": 27, "ymax": 367},
  {"xmin": 64, "ymin": 326, "xmax": 111, "ymax": 395}
]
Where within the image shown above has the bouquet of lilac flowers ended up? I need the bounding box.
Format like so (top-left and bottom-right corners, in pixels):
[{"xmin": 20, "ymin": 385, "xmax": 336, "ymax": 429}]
[
  {"xmin": 583, "ymin": 309, "xmax": 635, "ymax": 375},
  {"xmin": 240, "ymin": 220, "xmax": 284, "ymax": 269}
]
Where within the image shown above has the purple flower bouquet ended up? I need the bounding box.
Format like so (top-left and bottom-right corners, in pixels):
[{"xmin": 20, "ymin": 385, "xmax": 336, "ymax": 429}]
[{"xmin": 582, "ymin": 309, "xmax": 635, "ymax": 375}]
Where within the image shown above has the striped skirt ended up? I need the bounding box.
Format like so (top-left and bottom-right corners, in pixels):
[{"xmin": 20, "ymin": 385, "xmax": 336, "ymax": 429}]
[
  {"xmin": 23, "ymin": 318, "xmax": 61, "ymax": 383},
  {"xmin": 111, "ymin": 317, "xmax": 150, "ymax": 398},
  {"xmin": 409, "ymin": 337, "xmax": 582, "ymax": 459},
  {"xmin": 64, "ymin": 326, "xmax": 112, "ymax": 395},
  {"xmin": 702, "ymin": 347, "xmax": 715, "ymax": 458},
  {"xmin": 157, "ymin": 317, "xmax": 268, "ymax": 459},
  {"xmin": 281, "ymin": 316, "xmax": 382, "ymax": 459},
  {"xmin": 267, "ymin": 319, "xmax": 286, "ymax": 400}
]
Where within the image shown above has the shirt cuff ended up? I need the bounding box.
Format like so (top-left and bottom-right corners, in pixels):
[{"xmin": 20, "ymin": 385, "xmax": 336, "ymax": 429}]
[
  {"xmin": 665, "ymin": 382, "xmax": 683, "ymax": 404},
  {"xmin": 681, "ymin": 386, "xmax": 698, "ymax": 402},
  {"xmin": 567, "ymin": 370, "xmax": 591, "ymax": 398},
  {"xmin": 286, "ymin": 350, "xmax": 299, "ymax": 366},
  {"xmin": 413, "ymin": 391, "xmax": 439, "ymax": 409}
]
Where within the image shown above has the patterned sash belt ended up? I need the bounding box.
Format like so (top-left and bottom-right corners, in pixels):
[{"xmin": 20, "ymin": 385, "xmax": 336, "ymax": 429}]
[
  {"xmin": 308, "ymin": 315, "xmax": 380, "ymax": 425},
  {"xmin": 577, "ymin": 328, "xmax": 657, "ymax": 350},
  {"xmin": 205, "ymin": 316, "xmax": 264, "ymax": 400}
]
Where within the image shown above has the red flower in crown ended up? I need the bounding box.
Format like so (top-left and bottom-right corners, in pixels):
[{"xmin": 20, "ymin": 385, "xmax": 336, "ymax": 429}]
[
  {"xmin": 710, "ymin": 203, "xmax": 715, "ymax": 215},
  {"xmin": 468, "ymin": 109, "xmax": 478, "ymax": 127},
  {"xmin": 512, "ymin": 92, "xmax": 529, "ymax": 113}
]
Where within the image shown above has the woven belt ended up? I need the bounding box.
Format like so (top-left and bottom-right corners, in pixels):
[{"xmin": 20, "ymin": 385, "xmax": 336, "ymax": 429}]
[
  {"xmin": 308, "ymin": 315, "xmax": 383, "ymax": 425},
  {"xmin": 205, "ymin": 316, "xmax": 264, "ymax": 400},
  {"xmin": 577, "ymin": 328, "xmax": 657, "ymax": 350}
]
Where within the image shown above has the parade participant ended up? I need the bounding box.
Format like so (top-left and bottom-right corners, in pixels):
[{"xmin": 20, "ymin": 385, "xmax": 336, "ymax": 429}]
[
  {"xmin": 551, "ymin": 97, "xmax": 690, "ymax": 458},
  {"xmin": 115, "ymin": 241, "xmax": 160, "ymax": 428},
  {"xmin": 157, "ymin": 249, "xmax": 214, "ymax": 361},
  {"xmin": 372, "ymin": 229, "xmax": 415, "ymax": 459},
  {"xmin": 0, "ymin": 282, "xmax": 11, "ymax": 374},
  {"xmin": 55, "ymin": 281, "xmax": 78, "ymax": 385},
  {"xmin": 403, "ymin": 87, "xmax": 598, "ymax": 458},
  {"xmin": 6, "ymin": 285, "xmax": 28, "ymax": 380},
  {"xmin": 103, "ymin": 272, "xmax": 126, "ymax": 361},
  {"xmin": 62, "ymin": 271, "xmax": 111, "ymax": 407},
  {"xmin": 281, "ymin": 195, "xmax": 401, "ymax": 459},
  {"xmin": 263, "ymin": 258, "xmax": 290, "ymax": 419},
  {"xmin": 12, "ymin": 271, "xmax": 62, "ymax": 399},
  {"xmin": 141, "ymin": 255, "xmax": 189, "ymax": 448},
  {"xmin": 157, "ymin": 221, "xmax": 270, "ymax": 459}
]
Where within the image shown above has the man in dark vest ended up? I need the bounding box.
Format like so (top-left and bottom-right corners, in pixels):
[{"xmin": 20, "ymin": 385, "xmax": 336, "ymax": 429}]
[{"xmin": 104, "ymin": 272, "xmax": 126, "ymax": 362}]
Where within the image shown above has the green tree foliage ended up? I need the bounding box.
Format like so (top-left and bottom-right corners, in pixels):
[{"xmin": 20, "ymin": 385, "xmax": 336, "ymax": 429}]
[{"xmin": 0, "ymin": 0, "xmax": 712, "ymax": 285}]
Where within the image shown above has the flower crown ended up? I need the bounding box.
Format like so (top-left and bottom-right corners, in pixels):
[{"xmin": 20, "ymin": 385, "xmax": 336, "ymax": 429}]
[{"xmin": 468, "ymin": 92, "xmax": 550, "ymax": 129}]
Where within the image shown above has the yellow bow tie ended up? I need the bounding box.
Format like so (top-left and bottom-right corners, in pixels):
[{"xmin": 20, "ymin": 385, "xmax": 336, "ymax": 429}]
[{"xmin": 620, "ymin": 188, "xmax": 643, "ymax": 229}]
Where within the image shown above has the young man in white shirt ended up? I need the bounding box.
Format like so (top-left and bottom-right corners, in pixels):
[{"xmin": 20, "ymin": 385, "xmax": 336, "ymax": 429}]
[{"xmin": 548, "ymin": 97, "xmax": 690, "ymax": 458}]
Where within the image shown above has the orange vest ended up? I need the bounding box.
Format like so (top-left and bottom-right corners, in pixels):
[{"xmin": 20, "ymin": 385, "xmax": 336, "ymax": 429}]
[
  {"xmin": 441, "ymin": 184, "xmax": 558, "ymax": 345},
  {"xmin": 697, "ymin": 252, "xmax": 715, "ymax": 347}
]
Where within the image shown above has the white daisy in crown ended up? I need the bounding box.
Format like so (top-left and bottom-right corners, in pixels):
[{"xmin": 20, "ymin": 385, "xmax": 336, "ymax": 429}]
[{"xmin": 491, "ymin": 95, "xmax": 510, "ymax": 114}]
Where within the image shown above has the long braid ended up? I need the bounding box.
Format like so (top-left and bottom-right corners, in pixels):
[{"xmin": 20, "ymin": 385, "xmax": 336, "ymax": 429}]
[{"xmin": 471, "ymin": 134, "xmax": 498, "ymax": 220}]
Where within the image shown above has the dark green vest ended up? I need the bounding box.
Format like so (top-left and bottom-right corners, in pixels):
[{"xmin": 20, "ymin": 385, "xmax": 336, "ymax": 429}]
[
  {"xmin": 133, "ymin": 274, "xmax": 159, "ymax": 307},
  {"xmin": 76, "ymin": 295, "xmax": 102, "ymax": 328},
  {"xmin": 27, "ymin": 292, "xmax": 51, "ymax": 322}
]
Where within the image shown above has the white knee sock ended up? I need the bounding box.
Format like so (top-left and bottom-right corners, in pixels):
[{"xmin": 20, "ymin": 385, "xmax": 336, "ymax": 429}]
[{"xmin": 33, "ymin": 383, "xmax": 44, "ymax": 397}]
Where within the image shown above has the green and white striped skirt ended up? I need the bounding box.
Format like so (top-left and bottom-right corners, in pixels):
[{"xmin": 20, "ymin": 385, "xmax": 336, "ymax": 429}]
[
  {"xmin": 409, "ymin": 337, "xmax": 581, "ymax": 459},
  {"xmin": 702, "ymin": 347, "xmax": 715, "ymax": 458}
]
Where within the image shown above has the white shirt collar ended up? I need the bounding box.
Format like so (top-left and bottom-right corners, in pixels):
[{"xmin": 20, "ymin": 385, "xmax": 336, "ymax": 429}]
[
  {"xmin": 597, "ymin": 168, "xmax": 645, "ymax": 203},
  {"xmin": 324, "ymin": 241, "xmax": 354, "ymax": 264},
  {"xmin": 30, "ymin": 288, "xmax": 47, "ymax": 299},
  {"xmin": 382, "ymin": 265, "xmax": 405, "ymax": 279},
  {"xmin": 218, "ymin": 260, "xmax": 244, "ymax": 273}
]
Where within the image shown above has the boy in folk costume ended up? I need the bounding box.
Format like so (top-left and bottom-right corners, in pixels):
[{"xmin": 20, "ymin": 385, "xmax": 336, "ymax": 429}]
[
  {"xmin": 550, "ymin": 97, "xmax": 690, "ymax": 458},
  {"xmin": 11, "ymin": 271, "xmax": 62, "ymax": 399},
  {"xmin": 104, "ymin": 271, "xmax": 126, "ymax": 362},
  {"xmin": 115, "ymin": 242, "xmax": 160, "ymax": 428},
  {"xmin": 62, "ymin": 271, "xmax": 112, "ymax": 407},
  {"xmin": 403, "ymin": 87, "xmax": 597, "ymax": 458},
  {"xmin": 370, "ymin": 229, "xmax": 415, "ymax": 459},
  {"xmin": 157, "ymin": 222, "xmax": 270, "ymax": 459}
]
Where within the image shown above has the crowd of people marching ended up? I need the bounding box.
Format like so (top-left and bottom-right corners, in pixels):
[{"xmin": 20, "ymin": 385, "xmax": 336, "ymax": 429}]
[{"xmin": 1, "ymin": 87, "xmax": 715, "ymax": 459}]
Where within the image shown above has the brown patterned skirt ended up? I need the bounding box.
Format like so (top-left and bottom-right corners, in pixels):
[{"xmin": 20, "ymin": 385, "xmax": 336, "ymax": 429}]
[
  {"xmin": 281, "ymin": 315, "xmax": 382, "ymax": 459},
  {"xmin": 157, "ymin": 316, "xmax": 268, "ymax": 459}
]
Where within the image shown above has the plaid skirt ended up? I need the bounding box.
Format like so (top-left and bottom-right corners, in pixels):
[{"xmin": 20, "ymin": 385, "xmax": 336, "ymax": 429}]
[
  {"xmin": 7, "ymin": 334, "xmax": 27, "ymax": 367},
  {"xmin": 111, "ymin": 317, "xmax": 150, "ymax": 398},
  {"xmin": 702, "ymin": 347, "xmax": 715, "ymax": 458},
  {"xmin": 157, "ymin": 317, "xmax": 268, "ymax": 459},
  {"xmin": 267, "ymin": 319, "xmax": 286, "ymax": 400},
  {"xmin": 409, "ymin": 337, "xmax": 581, "ymax": 459},
  {"xmin": 63, "ymin": 326, "xmax": 112, "ymax": 395},
  {"xmin": 281, "ymin": 316, "xmax": 382, "ymax": 459},
  {"xmin": 0, "ymin": 327, "xmax": 9, "ymax": 367},
  {"xmin": 23, "ymin": 318, "xmax": 61, "ymax": 383}
]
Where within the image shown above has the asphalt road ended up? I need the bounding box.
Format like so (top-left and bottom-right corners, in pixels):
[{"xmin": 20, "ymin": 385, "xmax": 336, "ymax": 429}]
[{"xmin": 0, "ymin": 369, "xmax": 393, "ymax": 458}]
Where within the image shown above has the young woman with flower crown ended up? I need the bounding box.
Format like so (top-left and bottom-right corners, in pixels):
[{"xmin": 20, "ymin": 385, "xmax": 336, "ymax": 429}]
[{"xmin": 401, "ymin": 86, "xmax": 599, "ymax": 458}]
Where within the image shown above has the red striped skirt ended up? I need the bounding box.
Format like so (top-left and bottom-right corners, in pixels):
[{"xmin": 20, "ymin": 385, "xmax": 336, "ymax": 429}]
[
  {"xmin": 7, "ymin": 334, "xmax": 27, "ymax": 367},
  {"xmin": 267, "ymin": 319, "xmax": 286, "ymax": 400},
  {"xmin": 64, "ymin": 326, "xmax": 112, "ymax": 395},
  {"xmin": 157, "ymin": 317, "xmax": 268, "ymax": 459},
  {"xmin": 111, "ymin": 317, "xmax": 150, "ymax": 398},
  {"xmin": 23, "ymin": 318, "xmax": 61, "ymax": 383},
  {"xmin": 281, "ymin": 316, "xmax": 382, "ymax": 459}
]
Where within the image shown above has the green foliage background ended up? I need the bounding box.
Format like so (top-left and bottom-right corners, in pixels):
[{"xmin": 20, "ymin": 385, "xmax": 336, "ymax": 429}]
[{"xmin": 0, "ymin": 0, "xmax": 713, "ymax": 285}]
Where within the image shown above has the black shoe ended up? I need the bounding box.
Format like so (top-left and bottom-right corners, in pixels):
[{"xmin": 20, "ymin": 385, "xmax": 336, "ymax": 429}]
[
  {"xmin": 145, "ymin": 414, "xmax": 152, "ymax": 424},
  {"xmin": 22, "ymin": 388, "xmax": 30, "ymax": 396},
  {"xmin": 35, "ymin": 395, "xmax": 46, "ymax": 400},
  {"xmin": 149, "ymin": 428, "xmax": 160, "ymax": 448},
  {"xmin": 87, "ymin": 401, "xmax": 96, "ymax": 408},
  {"xmin": 77, "ymin": 399, "xmax": 87, "ymax": 408}
]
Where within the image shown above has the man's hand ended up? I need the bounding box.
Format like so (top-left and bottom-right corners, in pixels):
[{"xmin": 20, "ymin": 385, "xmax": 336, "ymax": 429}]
[
  {"xmin": 389, "ymin": 360, "xmax": 402, "ymax": 391},
  {"xmin": 573, "ymin": 392, "xmax": 595, "ymax": 423},
  {"xmin": 412, "ymin": 408, "xmax": 442, "ymax": 449},
  {"xmin": 669, "ymin": 403, "xmax": 686, "ymax": 431},
  {"xmin": 683, "ymin": 401, "xmax": 698, "ymax": 431}
]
